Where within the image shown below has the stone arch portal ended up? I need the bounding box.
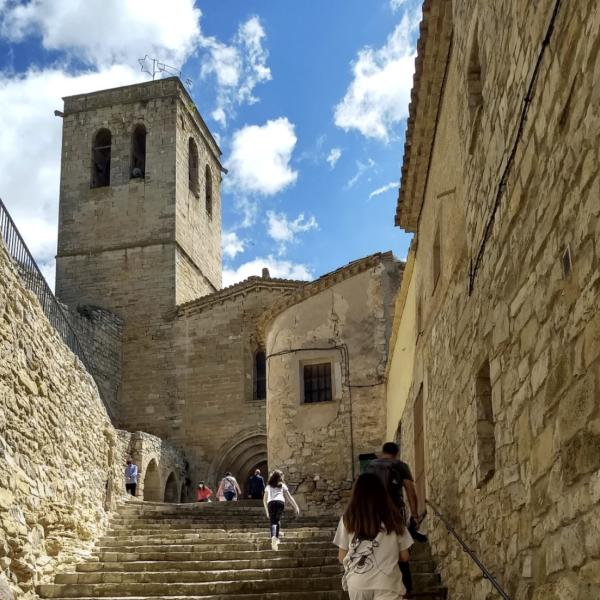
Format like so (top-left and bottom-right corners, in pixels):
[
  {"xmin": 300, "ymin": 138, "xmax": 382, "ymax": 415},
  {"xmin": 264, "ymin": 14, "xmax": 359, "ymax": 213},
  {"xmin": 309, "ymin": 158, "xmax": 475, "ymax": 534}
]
[
  {"xmin": 143, "ymin": 459, "xmax": 161, "ymax": 501},
  {"xmin": 211, "ymin": 432, "xmax": 268, "ymax": 496}
]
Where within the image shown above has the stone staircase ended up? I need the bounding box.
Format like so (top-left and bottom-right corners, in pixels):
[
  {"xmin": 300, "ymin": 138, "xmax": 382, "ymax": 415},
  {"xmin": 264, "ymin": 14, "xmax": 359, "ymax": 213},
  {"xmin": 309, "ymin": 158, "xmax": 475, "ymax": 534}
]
[{"xmin": 37, "ymin": 500, "xmax": 446, "ymax": 599}]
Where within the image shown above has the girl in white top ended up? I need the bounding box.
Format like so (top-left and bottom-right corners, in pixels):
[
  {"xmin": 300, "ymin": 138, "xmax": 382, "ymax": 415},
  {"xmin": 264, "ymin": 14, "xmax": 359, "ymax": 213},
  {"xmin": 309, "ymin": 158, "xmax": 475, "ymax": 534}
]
[
  {"xmin": 333, "ymin": 472, "xmax": 413, "ymax": 600},
  {"xmin": 263, "ymin": 469, "xmax": 300, "ymax": 550}
]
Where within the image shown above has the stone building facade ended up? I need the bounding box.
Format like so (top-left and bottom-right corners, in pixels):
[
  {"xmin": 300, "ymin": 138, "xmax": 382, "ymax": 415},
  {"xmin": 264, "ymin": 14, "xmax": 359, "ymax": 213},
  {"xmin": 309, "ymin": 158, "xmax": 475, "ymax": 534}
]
[
  {"xmin": 387, "ymin": 1, "xmax": 600, "ymax": 598},
  {"xmin": 265, "ymin": 254, "xmax": 402, "ymax": 512},
  {"xmin": 52, "ymin": 77, "xmax": 402, "ymax": 497}
]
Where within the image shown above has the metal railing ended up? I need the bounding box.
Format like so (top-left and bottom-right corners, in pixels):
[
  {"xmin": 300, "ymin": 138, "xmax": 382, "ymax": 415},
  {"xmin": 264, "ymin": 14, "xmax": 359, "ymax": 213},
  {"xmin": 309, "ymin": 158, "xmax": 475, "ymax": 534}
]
[
  {"xmin": 0, "ymin": 198, "xmax": 103, "ymax": 402},
  {"xmin": 426, "ymin": 499, "xmax": 512, "ymax": 600}
]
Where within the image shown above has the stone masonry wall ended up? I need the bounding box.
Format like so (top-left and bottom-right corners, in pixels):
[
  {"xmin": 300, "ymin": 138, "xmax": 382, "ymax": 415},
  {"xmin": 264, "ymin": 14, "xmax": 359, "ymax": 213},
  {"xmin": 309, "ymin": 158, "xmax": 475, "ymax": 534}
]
[
  {"xmin": 0, "ymin": 241, "xmax": 117, "ymax": 598},
  {"xmin": 172, "ymin": 280, "xmax": 301, "ymax": 491},
  {"xmin": 64, "ymin": 305, "xmax": 123, "ymax": 420},
  {"xmin": 266, "ymin": 259, "xmax": 402, "ymax": 514},
  {"xmin": 395, "ymin": 2, "xmax": 600, "ymax": 599}
]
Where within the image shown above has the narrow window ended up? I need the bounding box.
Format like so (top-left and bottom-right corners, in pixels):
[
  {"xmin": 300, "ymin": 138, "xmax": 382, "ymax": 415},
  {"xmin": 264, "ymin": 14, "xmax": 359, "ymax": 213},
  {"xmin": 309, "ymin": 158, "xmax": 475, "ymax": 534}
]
[
  {"xmin": 432, "ymin": 227, "xmax": 441, "ymax": 291},
  {"xmin": 130, "ymin": 124, "xmax": 146, "ymax": 179},
  {"xmin": 91, "ymin": 128, "xmax": 111, "ymax": 188},
  {"xmin": 474, "ymin": 360, "xmax": 495, "ymax": 487},
  {"xmin": 188, "ymin": 137, "xmax": 199, "ymax": 195},
  {"xmin": 416, "ymin": 296, "xmax": 423, "ymax": 337},
  {"xmin": 467, "ymin": 31, "xmax": 483, "ymax": 154},
  {"xmin": 303, "ymin": 363, "xmax": 332, "ymax": 404},
  {"xmin": 254, "ymin": 351, "xmax": 266, "ymax": 400},
  {"xmin": 205, "ymin": 164, "xmax": 213, "ymax": 218}
]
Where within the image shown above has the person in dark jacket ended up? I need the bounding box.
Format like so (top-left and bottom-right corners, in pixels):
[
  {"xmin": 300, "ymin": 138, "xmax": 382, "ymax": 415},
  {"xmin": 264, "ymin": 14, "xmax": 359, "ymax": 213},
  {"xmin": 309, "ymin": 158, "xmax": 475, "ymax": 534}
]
[{"xmin": 248, "ymin": 468, "xmax": 265, "ymax": 500}]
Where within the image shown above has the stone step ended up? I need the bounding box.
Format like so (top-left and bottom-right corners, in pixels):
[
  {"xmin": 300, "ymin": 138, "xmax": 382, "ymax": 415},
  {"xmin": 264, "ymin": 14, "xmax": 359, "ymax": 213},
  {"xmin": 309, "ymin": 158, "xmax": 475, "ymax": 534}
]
[
  {"xmin": 39, "ymin": 574, "xmax": 343, "ymax": 597},
  {"xmin": 76, "ymin": 557, "xmax": 438, "ymax": 574},
  {"xmin": 95, "ymin": 547, "xmax": 337, "ymax": 563},
  {"xmin": 47, "ymin": 593, "xmax": 348, "ymax": 600},
  {"xmin": 55, "ymin": 564, "xmax": 343, "ymax": 584},
  {"xmin": 101, "ymin": 529, "xmax": 332, "ymax": 542},
  {"xmin": 55, "ymin": 569, "xmax": 440, "ymax": 589}
]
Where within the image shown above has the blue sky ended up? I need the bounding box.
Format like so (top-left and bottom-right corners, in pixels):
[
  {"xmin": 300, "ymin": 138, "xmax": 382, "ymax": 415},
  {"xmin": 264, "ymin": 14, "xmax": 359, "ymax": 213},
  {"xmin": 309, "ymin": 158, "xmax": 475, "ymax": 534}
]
[{"xmin": 0, "ymin": 0, "xmax": 418, "ymax": 286}]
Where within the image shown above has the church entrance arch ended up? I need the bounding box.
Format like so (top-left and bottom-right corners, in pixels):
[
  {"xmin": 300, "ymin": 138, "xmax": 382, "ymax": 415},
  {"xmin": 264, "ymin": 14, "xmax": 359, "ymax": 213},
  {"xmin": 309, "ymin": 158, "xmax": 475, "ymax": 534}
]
[
  {"xmin": 211, "ymin": 432, "xmax": 268, "ymax": 495},
  {"xmin": 143, "ymin": 459, "xmax": 161, "ymax": 501},
  {"xmin": 164, "ymin": 472, "xmax": 179, "ymax": 503}
]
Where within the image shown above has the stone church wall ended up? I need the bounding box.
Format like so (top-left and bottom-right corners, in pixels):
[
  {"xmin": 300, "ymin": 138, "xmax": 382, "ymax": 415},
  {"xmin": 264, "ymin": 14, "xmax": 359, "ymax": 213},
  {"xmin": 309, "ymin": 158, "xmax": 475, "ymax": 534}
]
[
  {"xmin": 266, "ymin": 257, "xmax": 401, "ymax": 514},
  {"xmin": 172, "ymin": 280, "xmax": 301, "ymax": 492},
  {"xmin": 0, "ymin": 242, "xmax": 118, "ymax": 597},
  {"xmin": 391, "ymin": 2, "xmax": 600, "ymax": 598}
]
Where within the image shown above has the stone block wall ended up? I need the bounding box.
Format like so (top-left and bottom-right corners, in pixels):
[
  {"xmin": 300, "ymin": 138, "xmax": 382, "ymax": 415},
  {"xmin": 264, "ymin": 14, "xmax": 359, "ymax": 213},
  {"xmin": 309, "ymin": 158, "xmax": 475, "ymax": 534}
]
[
  {"xmin": 392, "ymin": 1, "xmax": 600, "ymax": 598},
  {"xmin": 64, "ymin": 304, "xmax": 123, "ymax": 419},
  {"xmin": 266, "ymin": 257, "xmax": 402, "ymax": 514},
  {"xmin": 0, "ymin": 241, "xmax": 117, "ymax": 598}
]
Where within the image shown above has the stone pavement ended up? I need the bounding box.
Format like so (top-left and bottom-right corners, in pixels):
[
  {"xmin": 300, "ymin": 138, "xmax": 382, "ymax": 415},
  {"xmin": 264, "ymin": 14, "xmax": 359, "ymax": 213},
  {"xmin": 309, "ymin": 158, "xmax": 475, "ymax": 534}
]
[{"xmin": 37, "ymin": 500, "xmax": 446, "ymax": 599}]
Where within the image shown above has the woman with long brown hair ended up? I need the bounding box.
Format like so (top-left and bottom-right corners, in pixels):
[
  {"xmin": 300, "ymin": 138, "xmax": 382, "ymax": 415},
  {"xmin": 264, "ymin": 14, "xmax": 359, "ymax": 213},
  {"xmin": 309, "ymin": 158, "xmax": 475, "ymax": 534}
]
[{"xmin": 333, "ymin": 473, "xmax": 413, "ymax": 599}]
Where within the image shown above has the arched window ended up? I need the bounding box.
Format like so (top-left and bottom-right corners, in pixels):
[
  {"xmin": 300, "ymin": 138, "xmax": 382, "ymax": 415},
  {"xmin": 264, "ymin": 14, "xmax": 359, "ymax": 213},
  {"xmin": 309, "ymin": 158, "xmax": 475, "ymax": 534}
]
[
  {"xmin": 205, "ymin": 164, "xmax": 213, "ymax": 218},
  {"xmin": 188, "ymin": 137, "xmax": 199, "ymax": 195},
  {"xmin": 131, "ymin": 124, "xmax": 146, "ymax": 179},
  {"xmin": 254, "ymin": 351, "xmax": 266, "ymax": 400},
  {"xmin": 467, "ymin": 29, "xmax": 483, "ymax": 154},
  {"xmin": 91, "ymin": 128, "xmax": 111, "ymax": 188}
]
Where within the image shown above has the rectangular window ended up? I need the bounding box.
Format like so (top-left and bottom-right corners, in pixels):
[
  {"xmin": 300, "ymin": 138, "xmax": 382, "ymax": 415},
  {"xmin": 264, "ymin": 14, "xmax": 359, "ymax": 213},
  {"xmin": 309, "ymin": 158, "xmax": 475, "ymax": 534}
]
[{"xmin": 303, "ymin": 363, "xmax": 332, "ymax": 404}]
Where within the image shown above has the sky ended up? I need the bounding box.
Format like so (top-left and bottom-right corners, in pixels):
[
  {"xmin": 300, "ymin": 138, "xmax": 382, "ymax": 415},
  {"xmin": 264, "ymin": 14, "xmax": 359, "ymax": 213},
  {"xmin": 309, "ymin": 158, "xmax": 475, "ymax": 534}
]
[{"xmin": 0, "ymin": 0, "xmax": 419, "ymax": 288}]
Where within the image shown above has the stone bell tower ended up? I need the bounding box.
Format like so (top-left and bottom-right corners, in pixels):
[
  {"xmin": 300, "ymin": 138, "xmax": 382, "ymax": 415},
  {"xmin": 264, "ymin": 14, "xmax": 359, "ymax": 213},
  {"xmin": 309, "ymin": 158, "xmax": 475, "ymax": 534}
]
[{"xmin": 55, "ymin": 77, "xmax": 223, "ymax": 431}]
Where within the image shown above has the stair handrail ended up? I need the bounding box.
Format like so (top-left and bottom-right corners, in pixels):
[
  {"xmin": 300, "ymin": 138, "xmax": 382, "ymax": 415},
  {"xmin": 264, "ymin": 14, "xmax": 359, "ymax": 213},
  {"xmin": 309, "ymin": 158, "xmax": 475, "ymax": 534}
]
[
  {"xmin": 426, "ymin": 499, "xmax": 512, "ymax": 600},
  {"xmin": 0, "ymin": 197, "xmax": 114, "ymax": 420}
]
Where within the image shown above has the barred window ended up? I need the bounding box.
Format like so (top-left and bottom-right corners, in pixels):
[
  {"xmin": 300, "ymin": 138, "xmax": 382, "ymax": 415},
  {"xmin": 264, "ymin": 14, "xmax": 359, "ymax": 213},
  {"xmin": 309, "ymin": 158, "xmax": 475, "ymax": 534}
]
[{"xmin": 303, "ymin": 363, "xmax": 332, "ymax": 404}]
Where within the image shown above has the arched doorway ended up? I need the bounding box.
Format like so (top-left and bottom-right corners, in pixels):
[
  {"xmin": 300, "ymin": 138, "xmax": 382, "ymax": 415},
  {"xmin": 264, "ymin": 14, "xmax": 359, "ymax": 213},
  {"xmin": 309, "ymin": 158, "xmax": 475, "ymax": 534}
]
[
  {"xmin": 211, "ymin": 432, "xmax": 268, "ymax": 496},
  {"xmin": 143, "ymin": 459, "xmax": 161, "ymax": 501},
  {"xmin": 164, "ymin": 472, "xmax": 179, "ymax": 503}
]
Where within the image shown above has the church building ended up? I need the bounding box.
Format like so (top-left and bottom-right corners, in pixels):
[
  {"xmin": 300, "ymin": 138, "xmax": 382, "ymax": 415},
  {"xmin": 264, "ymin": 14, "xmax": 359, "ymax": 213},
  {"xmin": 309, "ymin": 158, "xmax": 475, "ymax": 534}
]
[{"xmin": 54, "ymin": 76, "xmax": 402, "ymax": 502}]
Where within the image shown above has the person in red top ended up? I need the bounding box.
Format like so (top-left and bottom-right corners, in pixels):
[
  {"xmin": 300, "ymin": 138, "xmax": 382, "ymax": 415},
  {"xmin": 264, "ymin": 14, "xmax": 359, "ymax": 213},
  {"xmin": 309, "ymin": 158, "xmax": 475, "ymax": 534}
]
[{"xmin": 196, "ymin": 482, "xmax": 213, "ymax": 502}]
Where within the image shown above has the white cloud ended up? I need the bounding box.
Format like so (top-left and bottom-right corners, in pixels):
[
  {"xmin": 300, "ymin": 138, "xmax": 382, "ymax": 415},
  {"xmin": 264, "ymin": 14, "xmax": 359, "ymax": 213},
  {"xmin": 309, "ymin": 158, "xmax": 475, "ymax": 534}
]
[
  {"xmin": 200, "ymin": 16, "xmax": 271, "ymax": 126},
  {"xmin": 347, "ymin": 158, "xmax": 375, "ymax": 188},
  {"xmin": 390, "ymin": 0, "xmax": 408, "ymax": 10},
  {"xmin": 226, "ymin": 117, "xmax": 298, "ymax": 196},
  {"xmin": 326, "ymin": 147, "xmax": 342, "ymax": 169},
  {"xmin": 266, "ymin": 211, "xmax": 318, "ymax": 254},
  {"xmin": 0, "ymin": 0, "xmax": 201, "ymax": 67},
  {"xmin": 334, "ymin": 12, "xmax": 418, "ymax": 141},
  {"xmin": 369, "ymin": 181, "xmax": 397, "ymax": 199},
  {"xmin": 222, "ymin": 231, "xmax": 245, "ymax": 259},
  {"xmin": 223, "ymin": 256, "xmax": 312, "ymax": 287},
  {"xmin": 0, "ymin": 65, "xmax": 144, "ymax": 287}
]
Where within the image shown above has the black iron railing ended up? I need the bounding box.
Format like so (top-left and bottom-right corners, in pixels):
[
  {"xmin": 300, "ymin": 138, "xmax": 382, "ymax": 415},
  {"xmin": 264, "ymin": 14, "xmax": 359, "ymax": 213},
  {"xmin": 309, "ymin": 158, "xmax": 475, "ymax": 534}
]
[
  {"xmin": 0, "ymin": 198, "xmax": 104, "ymax": 403},
  {"xmin": 426, "ymin": 499, "xmax": 512, "ymax": 600}
]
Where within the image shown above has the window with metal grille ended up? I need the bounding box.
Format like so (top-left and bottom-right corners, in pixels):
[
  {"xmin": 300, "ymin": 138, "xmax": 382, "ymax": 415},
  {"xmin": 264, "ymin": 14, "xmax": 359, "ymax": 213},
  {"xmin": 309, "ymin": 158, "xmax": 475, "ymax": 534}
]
[
  {"xmin": 254, "ymin": 351, "xmax": 266, "ymax": 400},
  {"xmin": 303, "ymin": 363, "xmax": 332, "ymax": 404}
]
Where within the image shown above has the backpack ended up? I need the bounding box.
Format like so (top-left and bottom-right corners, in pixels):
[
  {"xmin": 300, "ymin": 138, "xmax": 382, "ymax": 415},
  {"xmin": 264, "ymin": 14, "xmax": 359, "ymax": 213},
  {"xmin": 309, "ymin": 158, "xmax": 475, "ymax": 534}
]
[
  {"xmin": 365, "ymin": 459, "xmax": 403, "ymax": 505},
  {"xmin": 223, "ymin": 476, "xmax": 236, "ymax": 493}
]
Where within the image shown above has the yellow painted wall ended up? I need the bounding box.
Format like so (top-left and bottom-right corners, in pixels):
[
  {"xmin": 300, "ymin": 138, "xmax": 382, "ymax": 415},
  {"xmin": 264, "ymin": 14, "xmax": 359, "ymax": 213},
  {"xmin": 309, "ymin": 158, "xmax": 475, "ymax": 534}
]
[{"xmin": 385, "ymin": 244, "xmax": 417, "ymax": 441}]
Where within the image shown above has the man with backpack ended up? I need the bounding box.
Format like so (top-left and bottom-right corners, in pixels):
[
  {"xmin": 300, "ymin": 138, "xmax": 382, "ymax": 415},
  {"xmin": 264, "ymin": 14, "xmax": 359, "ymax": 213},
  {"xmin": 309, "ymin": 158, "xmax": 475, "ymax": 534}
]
[{"xmin": 365, "ymin": 442, "xmax": 426, "ymax": 598}]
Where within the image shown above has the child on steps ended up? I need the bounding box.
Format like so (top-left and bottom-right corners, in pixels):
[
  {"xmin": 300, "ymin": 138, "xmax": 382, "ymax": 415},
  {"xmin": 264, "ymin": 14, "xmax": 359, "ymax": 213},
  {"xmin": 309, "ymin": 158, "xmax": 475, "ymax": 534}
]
[{"xmin": 263, "ymin": 469, "xmax": 300, "ymax": 551}]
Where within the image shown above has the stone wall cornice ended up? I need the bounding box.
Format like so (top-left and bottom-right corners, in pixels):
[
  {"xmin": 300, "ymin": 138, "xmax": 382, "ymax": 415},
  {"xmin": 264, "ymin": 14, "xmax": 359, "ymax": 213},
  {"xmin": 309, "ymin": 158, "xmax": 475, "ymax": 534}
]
[{"xmin": 395, "ymin": 0, "xmax": 453, "ymax": 231}]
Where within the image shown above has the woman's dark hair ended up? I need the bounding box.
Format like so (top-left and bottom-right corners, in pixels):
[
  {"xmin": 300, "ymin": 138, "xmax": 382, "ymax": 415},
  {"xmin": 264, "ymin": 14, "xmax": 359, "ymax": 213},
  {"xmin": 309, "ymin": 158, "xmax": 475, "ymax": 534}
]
[
  {"xmin": 224, "ymin": 472, "xmax": 231, "ymax": 477},
  {"xmin": 343, "ymin": 473, "xmax": 405, "ymax": 539},
  {"xmin": 268, "ymin": 469, "xmax": 284, "ymax": 488}
]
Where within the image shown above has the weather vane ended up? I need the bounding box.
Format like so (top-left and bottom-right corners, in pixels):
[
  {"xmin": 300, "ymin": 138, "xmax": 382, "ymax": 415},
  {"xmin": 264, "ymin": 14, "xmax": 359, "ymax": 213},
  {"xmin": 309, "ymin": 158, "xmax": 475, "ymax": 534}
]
[{"xmin": 138, "ymin": 55, "xmax": 193, "ymax": 88}]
